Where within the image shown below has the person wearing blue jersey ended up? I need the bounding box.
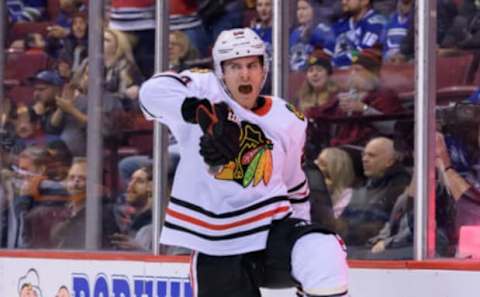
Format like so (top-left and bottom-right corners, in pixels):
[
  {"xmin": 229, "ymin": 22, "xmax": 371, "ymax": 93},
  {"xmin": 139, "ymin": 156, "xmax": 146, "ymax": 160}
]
[
  {"xmin": 329, "ymin": 0, "xmax": 387, "ymax": 68},
  {"xmin": 6, "ymin": 0, "xmax": 46, "ymax": 23},
  {"xmin": 140, "ymin": 27, "xmax": 348, "ymax": 297},
  {"xmin": 251, "ymin": 0, "xmax": 273, "ymax": 93},
  {"xmin": 290, "ymin": 0, "xmax": 335, "ymax": 71},
  {"xmin": 381, "ymin": 0, "xmax": 413, "ymax": 63}
]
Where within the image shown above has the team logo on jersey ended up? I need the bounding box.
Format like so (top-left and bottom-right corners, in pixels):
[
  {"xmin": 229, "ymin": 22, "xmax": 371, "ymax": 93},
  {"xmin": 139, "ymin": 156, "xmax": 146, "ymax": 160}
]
[
  {"xmin": 216, "ymin": 122, "xmax": 274, "ymax": 188},
  {"xmin": 285, "ymin": 103, "xmax": 305, "ymax": 121}
]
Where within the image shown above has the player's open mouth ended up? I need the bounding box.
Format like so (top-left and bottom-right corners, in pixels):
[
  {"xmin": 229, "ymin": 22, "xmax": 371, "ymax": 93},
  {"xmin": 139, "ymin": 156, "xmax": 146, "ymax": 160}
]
[{"xmin": 238, "ymin": 85, "xmax": 253, "ymax": 94}]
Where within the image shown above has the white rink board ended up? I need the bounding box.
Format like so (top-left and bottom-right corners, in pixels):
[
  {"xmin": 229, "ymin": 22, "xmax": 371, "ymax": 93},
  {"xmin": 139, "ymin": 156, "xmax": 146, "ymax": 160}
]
[{"xmin": 1, "ymin": 256, "xmax": 480, "ymax": 297}]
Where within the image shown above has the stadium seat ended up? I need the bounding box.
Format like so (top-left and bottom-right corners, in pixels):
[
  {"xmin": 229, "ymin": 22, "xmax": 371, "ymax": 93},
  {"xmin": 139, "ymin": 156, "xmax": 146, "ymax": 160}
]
[
  {"xmin": 457, "ymin": 225, "xmax": 480, "ymax": 259},
  {"xmin": 8, "ymin": 21, "xmax": 55, "ymax": 44},
  {"xmin": 47, "ymin": 0, "xmax": 61, "ymax": 20},
  {"xmin": 5, "ymin": 50, "xmax": 50, "ymax": 82},
  {"xmin": 7, "ymin": 85, "xmax": 34, "ymax": 105},
  {"xmin": 437, "ymin": 51, "xmax": 475, "ymax": 88},
  {"xmin": 380, "ymin": 62, "xmax": 415, "ymax": 94}
]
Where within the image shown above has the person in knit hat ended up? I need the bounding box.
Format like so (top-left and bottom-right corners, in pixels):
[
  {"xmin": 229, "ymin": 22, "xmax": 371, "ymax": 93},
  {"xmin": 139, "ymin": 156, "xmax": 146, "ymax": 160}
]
[
  {"xmin": 297, "ymin": 48, "xmax": 336, "ymax": 113},
  {"xmin": 330, "ymin": 44, "xmax": 405, "ymax": 146},
  {"xmin": 297, "ymin": 48, "xmax": 339, "ymax": 159}
]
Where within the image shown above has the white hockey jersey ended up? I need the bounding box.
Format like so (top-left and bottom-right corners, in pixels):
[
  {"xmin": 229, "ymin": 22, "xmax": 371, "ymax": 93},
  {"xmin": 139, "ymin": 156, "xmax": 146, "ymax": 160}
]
[{"xmin": 139, "ymin": 69, "xmax": 310, "ymax": 255}]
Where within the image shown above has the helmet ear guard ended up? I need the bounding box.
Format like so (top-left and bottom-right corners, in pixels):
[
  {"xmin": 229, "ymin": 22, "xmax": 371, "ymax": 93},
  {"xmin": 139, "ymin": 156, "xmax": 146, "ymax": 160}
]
[{"xmin": 212, "ymin": 28, "xmax": 269, "ymax": 90}]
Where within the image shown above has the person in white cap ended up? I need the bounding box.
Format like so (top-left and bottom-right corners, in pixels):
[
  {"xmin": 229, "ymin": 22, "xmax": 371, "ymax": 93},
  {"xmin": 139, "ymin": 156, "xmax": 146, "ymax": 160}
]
[{"xmin": 140, "ymin": 27, "xmax": 348, "ymax": 297}]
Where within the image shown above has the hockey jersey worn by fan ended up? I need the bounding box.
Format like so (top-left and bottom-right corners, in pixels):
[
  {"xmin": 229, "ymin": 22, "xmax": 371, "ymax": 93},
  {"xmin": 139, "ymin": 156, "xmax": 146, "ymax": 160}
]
[
  {"xmin": 139, "ymin": 69, "xmax": 309, "ymax": 255},
  {"xmin": 328, "ymin": 9, "xmax": 386, "ymax": 68}
]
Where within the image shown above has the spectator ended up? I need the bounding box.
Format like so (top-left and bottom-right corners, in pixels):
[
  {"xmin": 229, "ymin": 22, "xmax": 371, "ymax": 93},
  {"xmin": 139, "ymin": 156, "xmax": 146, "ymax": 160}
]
[
  {"xmin": 170, "ymin": 0, "xmax": 209, "ymax": 58},
  {"xmin": 50, "ymin": 158, "xmax": 119, "ymax": 249},
  {"xmin": 111, "ymin": 166, "xmax": 153, "ymax": 250},
  {"xmin": 382, "ymin": 0, "xmax": 413, "ymax": 63},
  {"xmin": 108, "ymin": 0, "xmax": 155, "ymax": 77},
  {"xmin": 296, "ymin": 48, "xmax": 336, "ymax": 114},
  {"xmin": 46, "ymin": 0, "xmax": 85, "ymax": 40},
  {"xmin": 289, "ymin": 0, "xmax": 334, "ymax": 71},
  {"xmin": 441, "ymin": 0, "xmax": 480, "ymax": 49},
  {"xmin": 251, "ymin": 0, "xmax": 273, "ymax": 53},
  {"xmin": 7, "ymin": 104, "xmax": 61, "ymax": 155},
  {"xmin": 330, "ymin": 46, "xmax": 404, "ymax": 146},
  {"xmin": 6, "ymin": 0, "xmax": 46, "ymax": 23},
  {"xmin": 251, "ymin": 0, "xmax": 273, "ymax": 93},
  {"xmin": 337, "ymin": 137, "xmax": 411, "ymax": 252},
  {"xmin": 49, "ymin": 61, "xmax": 123, "ymax": 156},
  {"xmin": 55, "ymin": 51, "xmax": 74, "ymax": 81},
  {"xmin": 400, "ymin": 0, "xmax": 458, "ymax": 60},
  {"xmin": 373, "ymin": 0, "xmax": 397, "ymax": 17},
  {"xmin": 49, "ymin": 12, "xmax": 88, "ymax": 70},
  {"xmin": 366, "ymin": 179, "xmax": 415, "ymax": 259},
  {"xmin": 29, "ymin": 70, "xmax": 65, "ymax": 136},
  {"xmin": 11, "ymin": 146, "xmax": 64, "ymax": 247},
  {"xmin": 436, "ymin": 132, "xmax": 480, "ymax": 250},
  {"xmin": 329, "ymin": 0, "xmax": 386, "ymax": 68},
  {"xmin": 45, "ymin": 139, "xmax": 72, "ymax": 182},
  {"xmin": 24, "ymin": 33, "xmax": 47, "ymax": 52},
  {"xmin": 199, "ymin": 0, "xmax": 245, "ymax": 46},
  {"xmin": 315, "ymin": 147, "xmax": 356, "ymax": 218},
  {"xmin": 103, "ymin": 28, "xmax": 144, "ymax": 107},
  {"xmin": 297, "ymin": 49, "xmax": 338, "ymax": 157},
  {"xmin": 168, "ymin": 30, "xmax": 199, "ymax": 72}
]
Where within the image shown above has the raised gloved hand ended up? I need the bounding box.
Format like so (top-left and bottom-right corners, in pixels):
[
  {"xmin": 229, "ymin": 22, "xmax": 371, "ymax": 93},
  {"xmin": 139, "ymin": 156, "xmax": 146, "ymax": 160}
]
[{"xmin": 195, "ymin": 101, "xmax": 241, "ymax": 167}]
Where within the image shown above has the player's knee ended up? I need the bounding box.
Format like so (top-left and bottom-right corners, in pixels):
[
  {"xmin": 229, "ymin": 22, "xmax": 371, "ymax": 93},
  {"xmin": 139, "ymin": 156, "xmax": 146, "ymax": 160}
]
[{"xmin": 291, "ymin": 233, "xmax": 348, "ymax": 297}]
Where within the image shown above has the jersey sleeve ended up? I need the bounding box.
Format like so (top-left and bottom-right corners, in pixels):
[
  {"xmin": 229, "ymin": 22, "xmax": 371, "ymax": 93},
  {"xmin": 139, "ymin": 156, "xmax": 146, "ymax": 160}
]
[
  {"xmin": 360, "ymin": 14, "xmax": 386, "ymax": 49},
  {"xmin": 283, "ymin": 114, "xmax": 311, "ymax": 221}
]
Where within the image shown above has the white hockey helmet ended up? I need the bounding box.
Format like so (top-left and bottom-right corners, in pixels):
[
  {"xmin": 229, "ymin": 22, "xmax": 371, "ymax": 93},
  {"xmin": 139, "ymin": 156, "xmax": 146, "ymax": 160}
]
[{"xmin": 212, "ymin": 28, "xmax": 269, "ymax": 85}]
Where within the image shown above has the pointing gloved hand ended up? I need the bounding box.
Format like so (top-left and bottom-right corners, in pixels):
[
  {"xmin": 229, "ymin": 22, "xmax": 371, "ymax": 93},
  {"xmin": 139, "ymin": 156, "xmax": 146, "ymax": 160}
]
[{"xmin": 196, "ymin": 101, "xmax": 241, "ymax": 167}]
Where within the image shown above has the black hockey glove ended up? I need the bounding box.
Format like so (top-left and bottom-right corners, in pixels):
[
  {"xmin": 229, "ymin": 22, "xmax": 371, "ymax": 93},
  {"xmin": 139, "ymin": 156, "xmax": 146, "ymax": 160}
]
[{"xmin": 195, "ymin": 102, "xmax": 241, "ymax": 167}]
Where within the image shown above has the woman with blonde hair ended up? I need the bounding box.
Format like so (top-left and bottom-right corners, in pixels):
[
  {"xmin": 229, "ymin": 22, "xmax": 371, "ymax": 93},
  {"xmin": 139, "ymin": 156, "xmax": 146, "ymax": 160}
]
[
  {"xmin": 103, "ymin": 28, "xmax": 144, "ymax": 103},
  {"xmin": 315, "ymin": 147, "xmax": 356, "ymax": 218},
  {"xmin": 168, "ymin": 30, "xmax": 198, "ymax": 72}
]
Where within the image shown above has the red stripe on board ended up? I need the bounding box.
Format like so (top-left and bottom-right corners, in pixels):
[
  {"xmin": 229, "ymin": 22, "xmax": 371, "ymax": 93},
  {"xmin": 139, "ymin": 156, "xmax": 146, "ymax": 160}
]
[
  {"xmin": 1, "ymin": 251, "xmax": 480, "ymax": 271},
  {"xmin": 349, "ymin": 259, "xmax": 480, "ymax": 271},
  {"xmin": 166, "ymin": 206, "xmax": 291, "ymax": 230},
  {"xmin": 0, "ymin": 250, "xmax": 190, "ymax": 263}
]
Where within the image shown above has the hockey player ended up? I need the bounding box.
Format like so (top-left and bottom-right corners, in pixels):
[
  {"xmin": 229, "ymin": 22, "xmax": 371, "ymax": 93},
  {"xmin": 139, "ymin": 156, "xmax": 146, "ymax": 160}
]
[{"xmin": 139, "ymin": 27, "xmax": 348, "ymax": 297}]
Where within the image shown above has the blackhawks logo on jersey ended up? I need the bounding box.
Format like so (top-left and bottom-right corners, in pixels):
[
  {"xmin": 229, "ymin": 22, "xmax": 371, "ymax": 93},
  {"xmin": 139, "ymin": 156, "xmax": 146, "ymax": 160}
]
[
  {"xmin": 285, "ymin": 103, "xmax": 305, "ymax": 121},
  {"xmin": 215, "ymin": 122, "xmax": 273, "ymax": 188}
]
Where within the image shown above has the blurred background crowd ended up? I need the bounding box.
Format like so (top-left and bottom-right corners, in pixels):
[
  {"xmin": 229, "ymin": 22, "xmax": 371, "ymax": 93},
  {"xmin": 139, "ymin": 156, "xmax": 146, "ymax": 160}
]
[{"xmin": 1, "ymin": 0, "xmax": 480, "ymax": 260}]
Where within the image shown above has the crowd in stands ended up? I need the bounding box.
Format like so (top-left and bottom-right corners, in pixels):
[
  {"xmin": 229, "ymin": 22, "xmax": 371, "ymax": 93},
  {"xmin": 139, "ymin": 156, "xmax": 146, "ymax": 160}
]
[{"xmin": 1, "ymin": 0, "xmax": 480, "ymax": 260}]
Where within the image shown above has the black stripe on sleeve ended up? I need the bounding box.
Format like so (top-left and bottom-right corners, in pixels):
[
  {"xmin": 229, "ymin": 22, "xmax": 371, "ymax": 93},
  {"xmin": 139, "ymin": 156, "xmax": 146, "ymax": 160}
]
[
  {"xmin": 289, "ymin": 196, "xmax": 309, "ymax": 204},
  {"xmin": 288, "ymin": 179, "xmax": 307, "ymax": 193}
]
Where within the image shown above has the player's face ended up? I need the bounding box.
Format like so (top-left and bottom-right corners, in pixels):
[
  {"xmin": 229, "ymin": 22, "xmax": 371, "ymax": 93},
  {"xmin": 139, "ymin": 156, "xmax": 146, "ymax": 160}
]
[
  {"xmin": 306, "ymin": 65, "xmax": 328, "ymax": 90},
  {"xmin": 223, "ymin": 56, "xmax": 264, "ymax": 110},
  {"xmin": 256, "ymin": 0, "xmax": 272, "ymax": 24},
  {"xmin": 297, "ymin": 0, "xmax": 314, "ymax": 25}
]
